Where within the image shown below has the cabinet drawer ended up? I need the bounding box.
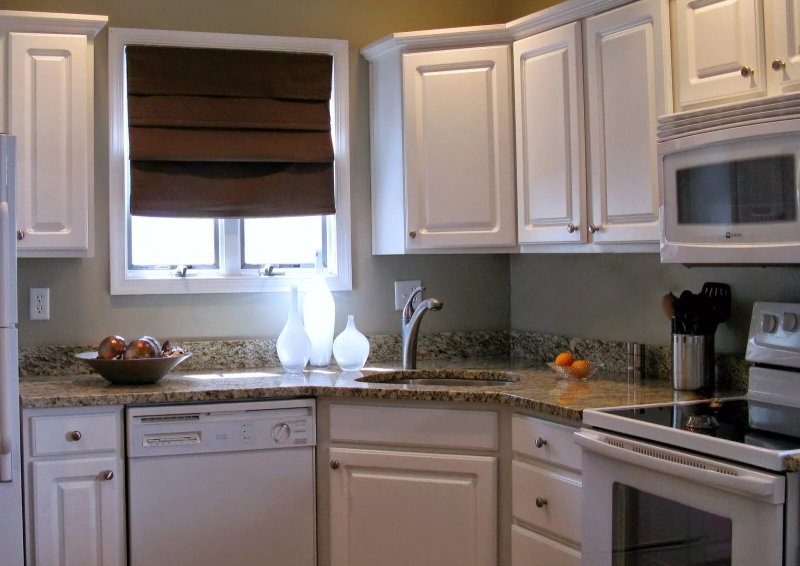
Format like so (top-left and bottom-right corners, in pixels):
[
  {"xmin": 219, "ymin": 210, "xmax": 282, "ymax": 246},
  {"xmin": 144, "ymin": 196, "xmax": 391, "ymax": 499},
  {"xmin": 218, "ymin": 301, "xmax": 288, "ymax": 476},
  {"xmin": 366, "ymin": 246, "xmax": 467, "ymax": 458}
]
[
  {"xmin": 512, "ymin": 414, "xmax": 581, "ymax": 470},
  {"xmin": 512, "ymin": 459, "xmax": 581, "ymax": 544},
  {"xmin": 29, "ymin": 412, "xmax": 119, "ymax": 456},
  {"xmin": 329, "ymin": 404, "xmax": 497, "ymax": 450},
  {"xmin": 511, "ymin": 524, "xmax": 580, "ymax": 566}
]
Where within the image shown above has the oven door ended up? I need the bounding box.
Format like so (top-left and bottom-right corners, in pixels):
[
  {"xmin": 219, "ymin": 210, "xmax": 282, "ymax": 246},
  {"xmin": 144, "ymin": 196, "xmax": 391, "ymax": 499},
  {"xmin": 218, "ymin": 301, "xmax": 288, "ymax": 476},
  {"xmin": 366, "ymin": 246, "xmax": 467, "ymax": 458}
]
[{"xmin": 576, "ymin": 429, "xmax": 787, "ymax": 566}]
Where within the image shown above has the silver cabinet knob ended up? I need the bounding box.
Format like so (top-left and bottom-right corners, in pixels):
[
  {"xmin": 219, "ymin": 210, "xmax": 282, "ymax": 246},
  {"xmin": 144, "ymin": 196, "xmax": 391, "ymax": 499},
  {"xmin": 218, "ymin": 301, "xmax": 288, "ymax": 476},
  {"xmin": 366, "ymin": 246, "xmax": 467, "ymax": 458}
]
[
  {"xmin": 534, "ymin": 436, "xmax": 547, "ymax": 448},
  {"xmin": 535, "ymin": 497, "xmax": 548, "ymax": 508},
  {"xmin": 772, "ymin": 59, "xmax": 786, "ymax": 71},
  {"xmin": 588, "ymin": 223, "xmax": 600, "ymax": 234},
  {"xmin": 330, "ymin": 459, "xmax": 340, "ymax": 470},
  {"xmin": 16, "ymin": 230, "xmax": 24, "ymax": 241},
  {"xmin": 408, "ymin": 230, "xmax": 417, "ymax": 239},
  {"xmin": 566, "ymin": 223, "xmax": 578, "ymax": 234},
  {"xmin": 68, "ymin": 430, "xmax": 82, "ymax": 442},
  {"xmin": 101, "ymin": 470, "xmax": 114, "ymax": 481},
  {"xmin": 741, "ymin": 66, "xmax": 755, "ymax": 78}
]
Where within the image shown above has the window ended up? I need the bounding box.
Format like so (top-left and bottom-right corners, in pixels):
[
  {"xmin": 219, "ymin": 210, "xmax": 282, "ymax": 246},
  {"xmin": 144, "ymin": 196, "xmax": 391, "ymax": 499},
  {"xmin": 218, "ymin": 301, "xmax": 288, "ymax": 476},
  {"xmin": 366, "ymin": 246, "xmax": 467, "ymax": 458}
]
[{"xmin": 108, "ymin": 28, "xmax": 351, "ymax": 294}]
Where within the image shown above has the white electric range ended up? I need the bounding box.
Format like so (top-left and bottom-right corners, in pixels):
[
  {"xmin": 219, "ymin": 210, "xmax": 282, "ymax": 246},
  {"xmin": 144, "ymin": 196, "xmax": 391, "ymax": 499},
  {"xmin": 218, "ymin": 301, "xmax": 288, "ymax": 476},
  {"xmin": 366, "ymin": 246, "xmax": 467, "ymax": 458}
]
[{"xmin": 578, "ymin": 301, "xmax": 800, "ymax": 565}]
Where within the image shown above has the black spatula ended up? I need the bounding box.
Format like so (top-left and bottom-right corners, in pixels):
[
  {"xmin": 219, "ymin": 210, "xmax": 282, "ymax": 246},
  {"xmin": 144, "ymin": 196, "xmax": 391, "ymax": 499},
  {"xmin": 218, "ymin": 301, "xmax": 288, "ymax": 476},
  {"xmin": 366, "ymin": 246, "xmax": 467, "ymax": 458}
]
[{"xmin": 700, "ymin": 282, "xmax": 731, "ymax": 326}]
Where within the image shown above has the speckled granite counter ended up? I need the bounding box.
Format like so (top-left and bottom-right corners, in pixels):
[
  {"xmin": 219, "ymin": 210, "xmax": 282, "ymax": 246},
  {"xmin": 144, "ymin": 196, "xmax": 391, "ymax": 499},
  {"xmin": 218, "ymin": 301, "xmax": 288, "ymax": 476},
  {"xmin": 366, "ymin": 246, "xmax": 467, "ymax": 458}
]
[{"xmin": 19, "ymin": 359, "xmax": 723, "ymax": 422}]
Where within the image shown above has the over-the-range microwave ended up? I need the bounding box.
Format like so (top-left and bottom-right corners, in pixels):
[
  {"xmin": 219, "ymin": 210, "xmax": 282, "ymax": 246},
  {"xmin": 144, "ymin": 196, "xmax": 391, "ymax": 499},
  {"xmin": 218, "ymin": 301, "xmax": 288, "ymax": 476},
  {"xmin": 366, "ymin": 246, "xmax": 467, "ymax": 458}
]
[{"xmin": 658, "ymin": 93, "xmax": 800, "ymax": 263}]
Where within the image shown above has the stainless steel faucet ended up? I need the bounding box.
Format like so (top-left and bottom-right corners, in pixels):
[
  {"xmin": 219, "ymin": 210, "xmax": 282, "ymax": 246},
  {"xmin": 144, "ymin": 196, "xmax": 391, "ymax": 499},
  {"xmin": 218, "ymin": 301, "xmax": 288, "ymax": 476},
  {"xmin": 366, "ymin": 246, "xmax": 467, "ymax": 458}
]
[{"xmin": 401, "ymin": 286, "xmax": 443, "ymax": 369}]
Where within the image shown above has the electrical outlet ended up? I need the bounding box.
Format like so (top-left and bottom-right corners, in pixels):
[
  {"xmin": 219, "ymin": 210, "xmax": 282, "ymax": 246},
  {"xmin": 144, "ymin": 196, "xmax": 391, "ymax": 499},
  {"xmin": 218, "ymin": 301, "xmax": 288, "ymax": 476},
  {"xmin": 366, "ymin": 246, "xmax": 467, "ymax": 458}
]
[
  {"xmin": 30, "ymin": 288, "xmax": 50, "ymax": 321},
  {"xmin": 394, "ymin": 280, "xmax": 422, "ymax": 310}
]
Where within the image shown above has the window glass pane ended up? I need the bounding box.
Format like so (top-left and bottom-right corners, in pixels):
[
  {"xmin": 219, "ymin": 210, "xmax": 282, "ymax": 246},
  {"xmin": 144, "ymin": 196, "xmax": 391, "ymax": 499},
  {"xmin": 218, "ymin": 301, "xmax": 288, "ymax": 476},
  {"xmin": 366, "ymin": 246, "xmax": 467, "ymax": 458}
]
[
  {"xmin": 130, "ymin": 216, "xmax": 217, "ymax": 266},
  {"xmin": 612, "ymin": 483, "xmax": 732, "ymax": 565},
  {"xmin": 243, "ymin": 216, "xmax": 323, "ymax": 266}
]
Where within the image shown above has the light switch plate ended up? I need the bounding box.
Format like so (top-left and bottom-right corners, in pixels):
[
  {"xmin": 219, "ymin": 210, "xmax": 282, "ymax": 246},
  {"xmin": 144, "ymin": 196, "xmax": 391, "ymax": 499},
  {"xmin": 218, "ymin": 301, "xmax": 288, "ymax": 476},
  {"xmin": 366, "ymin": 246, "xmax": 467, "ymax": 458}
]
[{"xmin": 394, "ymin": 280, "xmax": 422, "ymax": 310}]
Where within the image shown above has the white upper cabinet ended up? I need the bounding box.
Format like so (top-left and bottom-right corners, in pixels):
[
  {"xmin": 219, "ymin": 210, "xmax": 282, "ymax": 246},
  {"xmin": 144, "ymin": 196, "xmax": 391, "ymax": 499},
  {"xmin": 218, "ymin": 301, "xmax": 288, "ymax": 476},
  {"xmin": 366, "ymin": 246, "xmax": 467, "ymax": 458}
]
[
  {"xmin": 514, "ymin": 22, "xmax": 586, "ymax": 244},
  {"xmin": 764, "ymin": 0, "xmax": 800, "ymax": 92},
  {"xmin": 1, "ymin": 12, "xmax": 106, "ymax": 257},
  {"xmin": 673, "ymin": 0, "xmax": 800, "ymax": 110},
  {"xmin": 514, "ymin": 0, "xmax": 670, "ymax": 247},
  {"xmin": 364, "ymin": 36, "xmax": 517, "ymax": 254},
  {"xmin": 584, "ymin": 0, "xmax": 670, "ymax": 243}
]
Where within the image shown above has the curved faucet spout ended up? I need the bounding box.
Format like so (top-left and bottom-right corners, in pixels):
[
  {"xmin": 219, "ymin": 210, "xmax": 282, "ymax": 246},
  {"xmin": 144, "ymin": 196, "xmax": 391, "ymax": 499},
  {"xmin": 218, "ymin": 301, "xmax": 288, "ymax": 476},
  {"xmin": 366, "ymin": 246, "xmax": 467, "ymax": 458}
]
[{"xmin": 401, "ymin": 287, "xmax": 443, "ymax": 369}]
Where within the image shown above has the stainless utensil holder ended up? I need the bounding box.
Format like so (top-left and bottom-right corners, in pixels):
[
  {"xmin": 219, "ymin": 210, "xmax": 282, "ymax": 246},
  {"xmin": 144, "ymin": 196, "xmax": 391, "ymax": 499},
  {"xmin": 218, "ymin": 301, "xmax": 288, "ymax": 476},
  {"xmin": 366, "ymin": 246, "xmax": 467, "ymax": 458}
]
[{"xmin": 672, "ymin": 334, "xmax": 714, "ymax": 391}]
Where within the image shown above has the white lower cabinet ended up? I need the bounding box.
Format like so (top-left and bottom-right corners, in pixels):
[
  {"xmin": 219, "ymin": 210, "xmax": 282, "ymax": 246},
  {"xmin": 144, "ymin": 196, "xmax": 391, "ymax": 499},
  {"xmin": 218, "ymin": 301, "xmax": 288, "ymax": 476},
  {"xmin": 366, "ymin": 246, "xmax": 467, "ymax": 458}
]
[
  {"xmin": 23, "ymin": 406, "xmax": 126, "ymax": 566},
  {"xmin": 329, "ymin": 447, "xmax": 497, "ymax": 566},
  {"xmin": 511, "ymin": 413, "xmax": 582, "ymax": 565},
  {"xmin": 325, "ymin": 402, "xmax": 498, "ymax": 566}
]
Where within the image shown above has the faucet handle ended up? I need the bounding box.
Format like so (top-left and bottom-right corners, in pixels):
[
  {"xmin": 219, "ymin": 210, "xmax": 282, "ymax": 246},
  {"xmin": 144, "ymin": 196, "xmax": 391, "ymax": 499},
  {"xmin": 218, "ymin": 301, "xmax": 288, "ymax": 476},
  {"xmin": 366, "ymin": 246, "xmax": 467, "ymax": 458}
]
[{"xmin": 402, "ymin": 286, "xmax": 425, "ymax": 317}]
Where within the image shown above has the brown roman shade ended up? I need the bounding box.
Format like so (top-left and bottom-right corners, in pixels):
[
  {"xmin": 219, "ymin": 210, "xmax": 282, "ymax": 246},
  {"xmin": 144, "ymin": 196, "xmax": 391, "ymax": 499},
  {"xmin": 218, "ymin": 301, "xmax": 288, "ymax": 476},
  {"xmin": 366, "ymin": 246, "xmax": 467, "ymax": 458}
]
[{"xmin": 126, "ymin": 45, "xmax": 335, "ymax": 218}]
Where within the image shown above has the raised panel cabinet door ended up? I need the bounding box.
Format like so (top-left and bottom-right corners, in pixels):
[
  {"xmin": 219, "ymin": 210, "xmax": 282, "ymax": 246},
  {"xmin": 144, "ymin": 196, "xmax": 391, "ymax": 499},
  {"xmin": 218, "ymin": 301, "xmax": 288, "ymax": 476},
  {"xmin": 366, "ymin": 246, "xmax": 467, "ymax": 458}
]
[
  {"xmin": 9, "ymin": 32, "xmax": 91, "ymax": 257},
  {"xmin": 402, "ymin": 46, "xmax": 516, "ymax": 249},
  {"xmin": 514, "ymin": 22, "xmax": 586, "ymax": 244},
  {"xmin": 585, "ymin": 0, "xmax": 671, "ymax": 243},
  {"xmin": 765, "ymin": 0, "xmax": 800, "ymax": 93},
  {"xmin": 329, "ymin": 447, "xmax": 497, "ymax": 566},
  {"xmin": 30, "ymin": 457, "xmax": 124, "ymax": 566},
  {"xmin": 672, "ymin": 0, "xmax": 766, "ymax": 110}
]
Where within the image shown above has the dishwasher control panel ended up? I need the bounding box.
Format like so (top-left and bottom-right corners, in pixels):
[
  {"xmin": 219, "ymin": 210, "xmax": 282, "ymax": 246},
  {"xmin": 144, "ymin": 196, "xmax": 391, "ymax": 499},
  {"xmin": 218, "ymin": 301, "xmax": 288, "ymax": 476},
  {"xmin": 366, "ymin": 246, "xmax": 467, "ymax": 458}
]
[{"xmin": 126, "ymin": 399, "xmax": 316, "ymax": 458}]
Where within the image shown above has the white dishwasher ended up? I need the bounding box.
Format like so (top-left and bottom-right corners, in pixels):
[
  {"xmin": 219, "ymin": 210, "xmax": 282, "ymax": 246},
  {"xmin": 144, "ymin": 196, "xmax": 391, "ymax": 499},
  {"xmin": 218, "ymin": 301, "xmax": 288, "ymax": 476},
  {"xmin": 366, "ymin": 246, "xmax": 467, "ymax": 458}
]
[{"xmin": 126, "ymin": 399, "xmax": 316, "ymax": 566}]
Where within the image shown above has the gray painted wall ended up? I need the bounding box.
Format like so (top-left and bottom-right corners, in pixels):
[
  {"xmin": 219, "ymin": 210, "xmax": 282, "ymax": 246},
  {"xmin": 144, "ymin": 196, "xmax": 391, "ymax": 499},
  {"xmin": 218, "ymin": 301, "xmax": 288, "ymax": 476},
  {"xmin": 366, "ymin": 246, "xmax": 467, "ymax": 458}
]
[
  {"xmin": 10, "ymin": 0, "xmax": 513, "ymax": 347},
  {"xmin": 510, "ymin": 254, "xmax": 800, "ymax": 354},
  {"xmin": 8, "ymin": 0, "xmax": 800, "ymax": 356}
]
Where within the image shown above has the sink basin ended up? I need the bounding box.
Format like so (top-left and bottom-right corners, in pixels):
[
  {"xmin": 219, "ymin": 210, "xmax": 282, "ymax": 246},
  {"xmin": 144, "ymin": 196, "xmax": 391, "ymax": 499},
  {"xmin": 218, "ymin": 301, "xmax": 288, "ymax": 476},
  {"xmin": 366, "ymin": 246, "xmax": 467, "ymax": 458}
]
[{"xmin": 356, "ymin": 370, "xmax": 518, "ymax": 387}]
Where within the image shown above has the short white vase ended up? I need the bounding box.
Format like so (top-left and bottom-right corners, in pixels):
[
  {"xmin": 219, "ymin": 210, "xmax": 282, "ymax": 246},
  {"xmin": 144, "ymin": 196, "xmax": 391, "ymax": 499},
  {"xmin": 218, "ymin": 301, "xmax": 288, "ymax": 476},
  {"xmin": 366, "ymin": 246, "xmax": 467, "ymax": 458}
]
[
  {"xmin": 276, "ymin": 286, "xmax": 311, "ymax": 373},
  {"xmin": 332, "ymin": 315, "xmax": 370, "ymax": 371}
]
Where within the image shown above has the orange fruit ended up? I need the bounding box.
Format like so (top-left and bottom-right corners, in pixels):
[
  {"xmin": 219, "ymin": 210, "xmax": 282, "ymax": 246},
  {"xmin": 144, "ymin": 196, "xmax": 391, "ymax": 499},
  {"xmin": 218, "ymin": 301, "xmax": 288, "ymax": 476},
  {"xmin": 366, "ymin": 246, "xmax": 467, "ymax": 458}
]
[
  {"xmin": 554, "ymin": 352, "xmax": 574, "ymax": 366},
  {"xmin": 570, "ymin": 360, "xmax": 592, "ymax": 378}
]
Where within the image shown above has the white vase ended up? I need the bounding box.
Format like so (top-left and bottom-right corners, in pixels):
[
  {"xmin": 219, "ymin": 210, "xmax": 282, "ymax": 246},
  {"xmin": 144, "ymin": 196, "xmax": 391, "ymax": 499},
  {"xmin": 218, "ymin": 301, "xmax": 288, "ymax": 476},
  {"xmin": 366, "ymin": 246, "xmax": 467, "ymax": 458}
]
[
  {"xmin": 276, "ymin": 286, "xmax": 311, "ymax": 373},
  {"xmin": 302, "ymin": 271, "xmax": 335, "ymax": 367},
  {"xmin": 333, "ymin": 315, "xmax": 370, "ymax": 371}
]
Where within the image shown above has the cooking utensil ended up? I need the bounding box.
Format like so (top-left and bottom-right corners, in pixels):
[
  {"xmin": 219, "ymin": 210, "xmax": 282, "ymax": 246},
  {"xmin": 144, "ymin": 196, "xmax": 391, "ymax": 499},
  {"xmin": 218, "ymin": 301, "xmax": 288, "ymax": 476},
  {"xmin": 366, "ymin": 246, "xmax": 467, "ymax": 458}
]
[
  {"xmin": 700, "ymin": 282, "xmax": 731, "ymax": 326},
  {"xmin": 661, "ymin": 293, "xmax": 676, "ymax": 319}
]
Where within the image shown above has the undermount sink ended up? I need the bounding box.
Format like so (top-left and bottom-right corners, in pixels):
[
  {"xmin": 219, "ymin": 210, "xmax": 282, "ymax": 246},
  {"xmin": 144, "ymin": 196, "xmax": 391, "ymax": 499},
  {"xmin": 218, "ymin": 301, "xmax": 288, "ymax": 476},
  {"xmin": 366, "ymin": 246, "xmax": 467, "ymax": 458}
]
[{"xmin": 356, "ymin": 370, "xmax": 518, "ymax": 387}]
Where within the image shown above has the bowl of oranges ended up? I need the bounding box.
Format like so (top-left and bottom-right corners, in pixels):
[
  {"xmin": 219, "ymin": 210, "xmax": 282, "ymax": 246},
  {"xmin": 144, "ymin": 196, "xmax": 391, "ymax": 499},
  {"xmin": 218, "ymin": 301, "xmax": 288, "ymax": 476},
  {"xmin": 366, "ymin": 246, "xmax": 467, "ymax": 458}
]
[{"xmin": 547, "ymin": 352, "xmax": 599, "ymax": 379}]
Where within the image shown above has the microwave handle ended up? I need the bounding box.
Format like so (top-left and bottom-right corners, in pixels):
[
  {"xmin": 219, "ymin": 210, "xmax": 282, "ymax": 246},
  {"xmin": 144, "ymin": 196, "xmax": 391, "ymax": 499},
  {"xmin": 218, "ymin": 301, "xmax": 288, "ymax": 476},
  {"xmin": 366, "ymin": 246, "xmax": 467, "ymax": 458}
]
[{"xmin": 575, "ymin": 429, "xmax": 783, "ymax": 503}]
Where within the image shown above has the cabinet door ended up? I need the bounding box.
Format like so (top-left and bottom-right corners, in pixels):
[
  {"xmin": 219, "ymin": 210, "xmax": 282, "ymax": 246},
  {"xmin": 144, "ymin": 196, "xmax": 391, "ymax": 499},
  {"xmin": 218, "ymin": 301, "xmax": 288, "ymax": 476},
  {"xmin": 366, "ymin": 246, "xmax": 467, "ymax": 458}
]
[
  {"xmin": 402, "ymin": 46, "xmax": 516, "ymax": 249},
  {"xmin": 329, "ymin": 447, "xmax": 497, "ymax": 566},
  {"xmin": 585, "ymin": 0, "xmax": 669, "ymax": 243},
  {"xmin": 672, "ymin": 0, "xmax": 766, "ymax": 109},
  {"xmin": 29, "ymin": 457, "xmax": 124, "ymax": 566},
  {"xmin": 514, "ymin": 22, "xmax": 586, "ymax": 244},
  {"xmin": 9, "ymin": 32, "xmax": 91, "ymax": 257},
  {"xmin": 765, "ymin": 0, "xmax": 800, "ymax": 93}
]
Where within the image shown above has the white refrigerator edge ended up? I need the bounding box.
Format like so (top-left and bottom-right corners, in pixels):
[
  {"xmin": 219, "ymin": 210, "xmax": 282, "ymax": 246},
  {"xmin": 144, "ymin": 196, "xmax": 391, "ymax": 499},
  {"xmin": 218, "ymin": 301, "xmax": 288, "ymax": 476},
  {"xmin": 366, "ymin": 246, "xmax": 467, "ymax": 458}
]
[{"xmin": 0, "ymin": 134, "xmax": 25, "ymax": 565}]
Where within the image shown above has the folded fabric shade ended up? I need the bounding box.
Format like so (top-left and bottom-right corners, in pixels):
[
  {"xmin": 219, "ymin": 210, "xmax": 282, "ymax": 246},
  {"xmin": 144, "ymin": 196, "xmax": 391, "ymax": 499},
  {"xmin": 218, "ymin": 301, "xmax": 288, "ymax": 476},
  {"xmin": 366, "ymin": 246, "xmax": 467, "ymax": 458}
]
[{"xmin": 126, "ymin": 45, "xmax": 335, "ymax": 218}]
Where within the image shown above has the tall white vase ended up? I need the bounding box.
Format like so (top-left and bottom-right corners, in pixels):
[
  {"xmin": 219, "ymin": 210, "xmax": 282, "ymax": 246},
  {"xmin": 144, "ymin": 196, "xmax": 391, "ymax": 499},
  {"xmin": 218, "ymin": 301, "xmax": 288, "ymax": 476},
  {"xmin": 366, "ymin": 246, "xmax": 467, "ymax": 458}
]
[
  {"xmin": 277, "ymin": 285, "xmax": 311, "ymax": 373},
  {"xmin": 332, "ymin": 315, "xmax": 370, "ymax": 371},
  {"xmin": 302, "ymin": 271, "xmax": 335, "ymax": 367}
]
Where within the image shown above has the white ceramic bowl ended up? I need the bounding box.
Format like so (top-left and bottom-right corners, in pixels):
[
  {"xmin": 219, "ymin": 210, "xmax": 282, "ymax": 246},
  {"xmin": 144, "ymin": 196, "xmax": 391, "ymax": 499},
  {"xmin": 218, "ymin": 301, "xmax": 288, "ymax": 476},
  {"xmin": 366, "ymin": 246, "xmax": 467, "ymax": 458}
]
[{"xmin": 75, "ymin": 352, "xmax": 191, "ymax": 385}]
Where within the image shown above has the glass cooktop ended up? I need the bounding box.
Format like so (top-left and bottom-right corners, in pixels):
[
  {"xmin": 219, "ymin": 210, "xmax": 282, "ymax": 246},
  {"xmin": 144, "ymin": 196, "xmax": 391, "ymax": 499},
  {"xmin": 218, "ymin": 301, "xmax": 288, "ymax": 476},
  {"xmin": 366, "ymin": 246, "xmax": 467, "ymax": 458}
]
[{"xmin": 602, "ymin": 399, "xmax": 800, "ymax": 451}]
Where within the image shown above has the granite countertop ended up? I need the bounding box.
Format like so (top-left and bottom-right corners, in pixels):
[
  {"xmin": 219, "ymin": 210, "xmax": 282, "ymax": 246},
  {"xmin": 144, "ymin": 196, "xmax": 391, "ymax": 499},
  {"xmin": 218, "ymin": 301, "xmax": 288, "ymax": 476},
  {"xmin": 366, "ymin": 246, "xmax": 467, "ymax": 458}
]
[{"xmin": 19, "ymin": 359, "xmax": 721, "ymax": 422}]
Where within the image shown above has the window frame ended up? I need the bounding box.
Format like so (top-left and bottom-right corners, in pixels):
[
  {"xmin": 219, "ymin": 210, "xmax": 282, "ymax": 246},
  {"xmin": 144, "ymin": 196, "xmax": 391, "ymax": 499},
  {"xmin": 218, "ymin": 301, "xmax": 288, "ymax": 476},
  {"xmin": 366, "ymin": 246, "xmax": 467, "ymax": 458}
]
[{"xmin": 108, "ymin": 27, "xmax": 352, "ymax": 294}]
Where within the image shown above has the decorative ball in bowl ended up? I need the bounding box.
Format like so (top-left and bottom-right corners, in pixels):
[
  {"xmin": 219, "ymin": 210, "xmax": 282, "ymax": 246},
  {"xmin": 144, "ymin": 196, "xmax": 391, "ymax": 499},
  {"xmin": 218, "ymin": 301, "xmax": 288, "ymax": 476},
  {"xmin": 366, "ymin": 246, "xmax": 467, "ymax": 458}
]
[{"xmin": 547, "ymin": 359, "xmax": 599, "ymax": 380}]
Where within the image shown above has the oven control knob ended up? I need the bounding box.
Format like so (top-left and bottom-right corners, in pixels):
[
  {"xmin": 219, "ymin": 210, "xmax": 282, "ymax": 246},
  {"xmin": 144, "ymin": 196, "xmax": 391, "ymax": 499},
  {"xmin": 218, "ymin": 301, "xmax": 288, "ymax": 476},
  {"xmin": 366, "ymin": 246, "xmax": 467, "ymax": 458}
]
[
  {"xmin": 782, "ymin": 313, "xmax": 798, "ymax": 333},
  {"xmin": 271, "ymin": 422, "xmax": 291, "ymax": 443},
  {"xmin": 762, "ymin": 314, "xmax": 779, "ymax": 334}
]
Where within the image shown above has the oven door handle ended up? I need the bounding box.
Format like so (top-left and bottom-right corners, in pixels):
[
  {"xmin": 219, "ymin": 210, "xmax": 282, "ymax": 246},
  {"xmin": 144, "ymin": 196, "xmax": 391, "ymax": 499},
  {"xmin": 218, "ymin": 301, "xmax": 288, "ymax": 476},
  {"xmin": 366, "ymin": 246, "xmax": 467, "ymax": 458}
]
[{"xmin": 575, "ymin": 429, "xmax": 784, "ymax": 503}]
